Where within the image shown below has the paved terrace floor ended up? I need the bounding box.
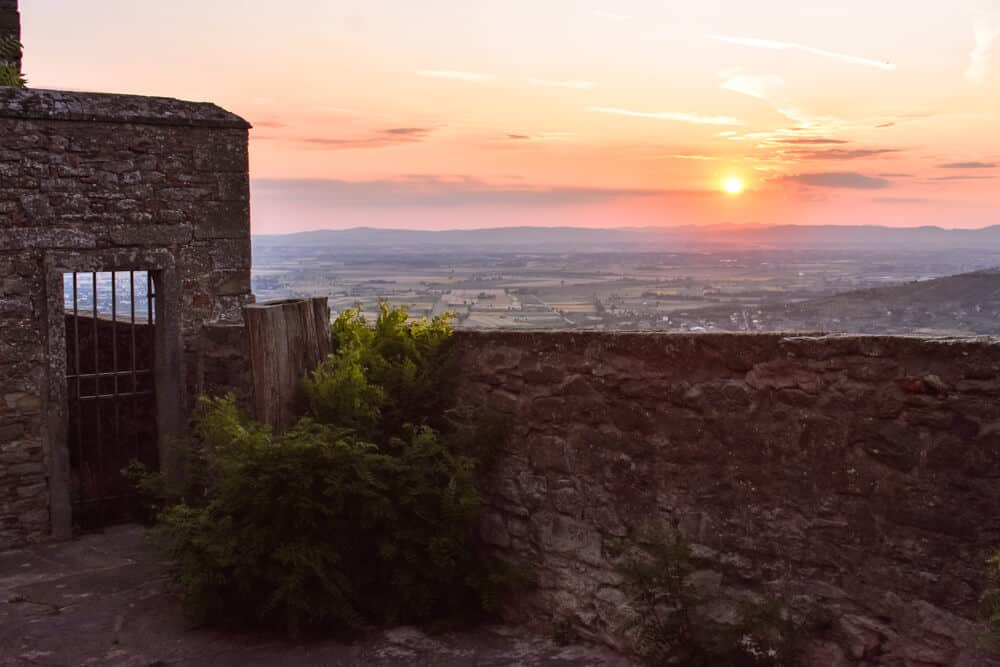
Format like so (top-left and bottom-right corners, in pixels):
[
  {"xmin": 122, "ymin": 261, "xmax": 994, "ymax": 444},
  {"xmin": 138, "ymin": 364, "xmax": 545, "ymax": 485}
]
[{"xmin": 0, "ymin": 526, "xmax": 634, "ymax": 666}]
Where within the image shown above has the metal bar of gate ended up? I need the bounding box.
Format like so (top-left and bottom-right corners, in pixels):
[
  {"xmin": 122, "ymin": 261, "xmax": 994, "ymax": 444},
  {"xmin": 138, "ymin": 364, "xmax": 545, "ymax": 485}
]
[
  {"xmin": 72, "ymin": 274, "xmax": 82, "ymax": 512},
  {"xmin": 91, "ymin": 271, "xmax": 103, "ymax": 528},
  {"xmin": 148, "ymin": 273, "xmax": 156, "ymax": 430},
  {"xmin": 66, "ymin": 369, "xmax": 151, "ymax": 381},
  {"xmin": 111, "ymin": 272, "xmax": 120, "ymax": 518},
  {"xmin": 75, "ymin": 391, "xmax": 154, "ymax": 402},
  {"xmin": 130, "ymin": 271, "xmax": 139, "ymax": 488}
]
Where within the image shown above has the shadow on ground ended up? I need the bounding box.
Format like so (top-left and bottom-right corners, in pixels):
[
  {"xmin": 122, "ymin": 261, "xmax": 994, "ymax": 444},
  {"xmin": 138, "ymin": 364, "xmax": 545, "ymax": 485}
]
[{"xmin": 0, "ymin": 526, "xmax": 633, "ymax": 666}]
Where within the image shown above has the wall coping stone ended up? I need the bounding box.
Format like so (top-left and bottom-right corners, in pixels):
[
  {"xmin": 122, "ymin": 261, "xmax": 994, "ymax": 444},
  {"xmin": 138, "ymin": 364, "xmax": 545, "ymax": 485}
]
[
  {"xmin": 0, "ymin": 87, "xmax": 250, "ymax": 129},
  {"xmin": 451, "ymin": 329, "xmax": 1000, "ymax": 347}
]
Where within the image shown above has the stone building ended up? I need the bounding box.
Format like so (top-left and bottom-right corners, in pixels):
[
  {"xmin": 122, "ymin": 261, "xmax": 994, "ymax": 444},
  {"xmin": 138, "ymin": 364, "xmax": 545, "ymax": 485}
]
[
  {"xmin": 0, "ymin": 4, "xmax": 252, "ymax": 547},
  {"xmin": 0, "ymin": 0, "xmax": 18, "ymax": 72}
]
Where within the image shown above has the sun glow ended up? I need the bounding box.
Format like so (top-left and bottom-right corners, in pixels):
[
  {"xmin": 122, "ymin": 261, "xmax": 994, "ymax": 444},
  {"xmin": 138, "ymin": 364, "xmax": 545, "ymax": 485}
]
[{"xmin": 723, "ymin": 177, "xmax": 745, "ymax": 195}]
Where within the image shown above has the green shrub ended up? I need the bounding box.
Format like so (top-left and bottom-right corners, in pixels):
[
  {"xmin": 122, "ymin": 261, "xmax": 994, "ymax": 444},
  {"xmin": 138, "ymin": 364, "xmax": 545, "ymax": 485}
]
[
  {"xmin": 149, "ymin": 305, "xmax": 525, "ymax": 635},
  {"xmin": 0, "ymin": 35, "xmax": 24, "ymax": 87},
  {"xmin": 305, "ymin": 304, "xmax": 454, "ymax": 439},
  {"xmin": 621, "ymin": 528, "xmax": 806, "ymax": 666}
]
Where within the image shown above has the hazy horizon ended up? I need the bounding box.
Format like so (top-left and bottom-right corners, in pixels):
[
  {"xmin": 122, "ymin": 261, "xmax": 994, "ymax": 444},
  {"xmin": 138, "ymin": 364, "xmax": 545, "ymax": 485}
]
[
  {"xmin": 23, "ymin": 0, "xmax": 1000, "ymax": 233},
  {"xmin": 253, "ymin": 221, "xmax": 1000, "ymax": 237}
]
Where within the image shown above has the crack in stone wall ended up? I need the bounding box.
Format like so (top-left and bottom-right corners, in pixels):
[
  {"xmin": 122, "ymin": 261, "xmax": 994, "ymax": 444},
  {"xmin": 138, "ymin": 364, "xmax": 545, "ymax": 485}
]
[{"xmin": 451, "ymin": 331, "xmax": 1000, "ymax": 665}]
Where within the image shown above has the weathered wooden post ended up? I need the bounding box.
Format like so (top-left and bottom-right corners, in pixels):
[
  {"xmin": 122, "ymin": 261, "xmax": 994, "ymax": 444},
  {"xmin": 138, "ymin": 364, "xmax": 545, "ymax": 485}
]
[{"xmin": 243, "ymin": 297, "xmax": 331, "ymax": 430}]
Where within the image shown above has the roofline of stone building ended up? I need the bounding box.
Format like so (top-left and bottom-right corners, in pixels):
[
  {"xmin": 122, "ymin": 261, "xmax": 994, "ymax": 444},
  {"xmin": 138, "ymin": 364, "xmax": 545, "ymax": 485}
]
[{"xmin": 0, "ymin": 87, "xmax": 251, "ymax": 129}]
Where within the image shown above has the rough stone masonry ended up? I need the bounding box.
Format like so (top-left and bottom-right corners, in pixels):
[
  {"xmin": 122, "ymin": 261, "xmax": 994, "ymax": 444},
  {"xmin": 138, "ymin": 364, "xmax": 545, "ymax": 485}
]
[
  {"xmin": 453, "ymin": 331, "xmax": 1000, "ymax": 666},
  {"xmin": 0, "ymin": 0, "xmax": 19, "ymax": 73},
  {"xmin": 0, "ymin": 87, "xmax": 253, "ymax": 548}
]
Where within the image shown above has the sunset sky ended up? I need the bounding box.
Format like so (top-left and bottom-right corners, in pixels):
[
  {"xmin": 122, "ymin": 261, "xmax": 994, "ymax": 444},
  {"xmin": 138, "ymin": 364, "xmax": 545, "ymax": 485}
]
[{"xmin": 22, "ymin": 0, "xmax": 1000, "ymax": 233}]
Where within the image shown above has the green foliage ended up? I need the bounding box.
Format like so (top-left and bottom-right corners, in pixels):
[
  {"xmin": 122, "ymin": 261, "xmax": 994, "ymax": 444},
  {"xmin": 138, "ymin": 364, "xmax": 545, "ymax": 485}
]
[
  {"xmin": 122, "ymin": 461, "xmax": 169, "ymax": 522},
  {"xmin": 621, "ymin": 528, "xmax": 806, "ymax": 666},
  {"xmin": 149, "ymin": 306, "xmax": 523, "ymax": 636},
  {"xmin": 0, "ymin": 65, "xmax": 23, "ymax": 87},
  {"xmin": 0, "ymin": 35, "xmax": 25, "ymax": 87},
  {"xmin": 305, "ymin": 304, "xmax": 454, "ymax": 439}
]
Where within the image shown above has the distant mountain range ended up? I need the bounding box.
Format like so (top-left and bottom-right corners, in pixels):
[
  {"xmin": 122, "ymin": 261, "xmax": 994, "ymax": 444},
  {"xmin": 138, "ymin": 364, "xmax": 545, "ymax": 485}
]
[{"xmin": 254, "ymin": 224, "xmax": 1000, "ymax": 253}]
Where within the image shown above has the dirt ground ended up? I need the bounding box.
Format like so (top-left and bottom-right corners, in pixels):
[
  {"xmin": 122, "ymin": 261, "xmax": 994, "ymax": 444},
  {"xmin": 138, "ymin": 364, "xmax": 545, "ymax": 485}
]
[{"xmin": 0, "ymin": 525, "xmax": 634, "ymax": 667}]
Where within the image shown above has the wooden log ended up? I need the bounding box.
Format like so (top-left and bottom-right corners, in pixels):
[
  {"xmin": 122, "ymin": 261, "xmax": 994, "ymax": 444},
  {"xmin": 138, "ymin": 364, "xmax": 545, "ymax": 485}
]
[{"xmin": 244, "ymin": 297, "xmax": 331, "ymax": 431}]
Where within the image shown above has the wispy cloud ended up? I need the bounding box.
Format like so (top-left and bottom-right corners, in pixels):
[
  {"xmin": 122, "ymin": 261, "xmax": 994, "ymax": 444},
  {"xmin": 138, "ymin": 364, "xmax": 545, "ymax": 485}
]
[
  {"xmin": 879, "ymin": 172, "xmax": 913, "ymax": 178},
  {"xmin": 780, "ymin": 172, "xmax": 892, "ymax": 189},
  {"xmin": 874, "ymin": 197, "xmax": 930, "ymax": 204},
  {"xmin": 720, "ymin": 74, "xmax": 784, "ymax": 100},
  {"xmin": 589, "ymin": 106, "xmax": 743, "ymax": 126},
  {"xmin": 929, "ymin": 174, "xmax": 995, "ymax": 181},
  {"xmin": 506, "ymin": 134, "xmax": 531, "ymax": 140},
  {"xmin": 593, "ymin": 10, "xmax": 630, "ymax": 21},
  {"xmin": 791, "ymin": 147, "xmax": 900, "ymax": 160},
  {"xmin": 534, "ymin": 131, "xmax": 578, "ymax": 142},
  {"xmin": 938, "ymin": 161, "xmax": 996, "ymax": 168},
  {"xmin": 382, "ymin": 127, "xmax": 430, "ymax": 136},
  {"xmin": 664, "ymin": 154, "xmax": 718, "ymax": 161},
  {"xmin": 253, "ymin": 120, "xmax": 286, "ymax": 129},
  {"xmin": 252, "ymin": 176, "xmax": 663, "ymax": 208},
  {"xmin": 529, "ymin": 78, "xmax": 595, "ymax": 90},
  {"xmin": 773, "ymin": 106, "xmax": 844, "ymax": 131},
  {"xmin": 718, "ymin": 72, "xmax": 842, "ymax": 131},
  {"xmin": 417, "ymin": 70, "xmax": 493, "ymax": 82},
  {"xmin": 965, "ymin": 13, "xmax": 1000, "ymax": 83},
  {"xmin": 300, "ymin": 127, "xmax": 434, "ymax": 150},
  {"xmin": 773, "ymin": 137, "xmax": 848, "ymax": 145},
  {"xmin": 876, "ymin": 121, "xmax": 896, "ymax": 128},
  {"xmin": 713, "ymin": 34, "xmax": 896, "ymax": 70}
]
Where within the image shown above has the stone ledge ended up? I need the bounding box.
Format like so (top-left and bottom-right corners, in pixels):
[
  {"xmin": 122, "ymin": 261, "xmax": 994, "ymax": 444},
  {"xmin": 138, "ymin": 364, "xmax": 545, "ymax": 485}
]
[
  {"xmin": 0, "ymin": 88, "xmax": 250, "ymax": 130},
  {"xmin": 451, "ymin": 329, "xmax": 1000, "ymax": 351}
]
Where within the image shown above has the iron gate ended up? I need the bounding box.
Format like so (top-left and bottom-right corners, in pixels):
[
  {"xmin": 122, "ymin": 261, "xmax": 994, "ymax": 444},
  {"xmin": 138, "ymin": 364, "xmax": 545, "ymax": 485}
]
[{"xmin": 64, "ymin": 270, "xmax": 159, "ymax": 529}]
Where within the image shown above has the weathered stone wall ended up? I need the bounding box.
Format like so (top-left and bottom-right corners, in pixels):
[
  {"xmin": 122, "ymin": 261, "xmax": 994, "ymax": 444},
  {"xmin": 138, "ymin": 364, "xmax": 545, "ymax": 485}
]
[
  {"xmin": 0, "ymin": 0, "xmax": 18, "ymax": 73},
  {"xmin": 453, "ymin": 331, "xmax": 1000, "ymax": 665},
  {"xmin": 0, "ymin": 88, "xmax": 252, "ymax": 548}
]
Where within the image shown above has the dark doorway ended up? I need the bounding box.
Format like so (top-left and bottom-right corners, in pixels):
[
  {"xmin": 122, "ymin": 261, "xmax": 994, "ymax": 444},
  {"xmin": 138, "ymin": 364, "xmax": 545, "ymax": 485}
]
[{"xmin": 63, "ymin": 271, "xmax": 159, "ymax": 530}]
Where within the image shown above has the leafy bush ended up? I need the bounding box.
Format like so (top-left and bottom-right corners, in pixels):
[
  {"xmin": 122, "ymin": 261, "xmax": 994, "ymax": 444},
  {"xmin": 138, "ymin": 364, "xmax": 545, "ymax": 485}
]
[
  {"xmin": 305, "ymin": 305, "xmax": 454, "ymax": 440},
  {"xmin": 149, "ymin": 305, "xmax": 524, "ymax": 635},
  {"xmin": 0, "ymin": 35, "xmax": 25, "ymax": 87},
  {"xmin": 621, "ymin": 528, "xmax": 807, "ymax": 666}
]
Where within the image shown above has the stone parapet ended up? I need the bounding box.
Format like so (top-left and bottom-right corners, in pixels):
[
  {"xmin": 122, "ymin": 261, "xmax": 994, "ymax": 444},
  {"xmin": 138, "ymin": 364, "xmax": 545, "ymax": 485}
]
[{"xmin": 452, "ymin": 331, "xmax": 1000, "ymax": 665}]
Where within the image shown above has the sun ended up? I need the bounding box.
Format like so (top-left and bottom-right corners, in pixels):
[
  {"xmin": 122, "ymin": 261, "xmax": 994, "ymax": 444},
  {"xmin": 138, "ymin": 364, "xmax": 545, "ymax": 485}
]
[{"xmin": 723, "ymin": 176, "xmax": 745, "ymax": 195}]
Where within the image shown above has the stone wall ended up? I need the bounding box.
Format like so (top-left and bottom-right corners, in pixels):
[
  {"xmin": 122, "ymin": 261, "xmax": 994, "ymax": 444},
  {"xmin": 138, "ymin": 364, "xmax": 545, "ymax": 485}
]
[
  {"xmin": 0, "ymin": 0, "xmax": 18, "ymax": 72},
  {"xmin": 452, "ymin": 331, "xmax": 1000, "ymax": 665},
  {"xmin": 0, "ymin": 87, "xmax": 252, "ymax": 548}
]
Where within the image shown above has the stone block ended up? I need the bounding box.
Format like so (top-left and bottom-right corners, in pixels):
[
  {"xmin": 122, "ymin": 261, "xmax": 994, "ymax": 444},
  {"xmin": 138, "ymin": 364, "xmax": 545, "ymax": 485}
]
[
  {"xmin": 109, "ymin": 224, "xmax": 193, "ymax": 247},
  {"xmin": 211, "ymin": 269, "xmax": 251, "ymax": 296},
  {"xmin": 532, "ymin": 512, "xmax": 603, "ymax": 566},
  {"xmin": 0, "ymin": 421, "xmax": 25, "ymax": 441}
]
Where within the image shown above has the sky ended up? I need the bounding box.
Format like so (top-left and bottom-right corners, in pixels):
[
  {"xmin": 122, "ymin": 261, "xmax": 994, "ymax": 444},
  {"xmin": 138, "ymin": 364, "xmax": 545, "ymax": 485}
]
[{"xmin": 21, "ymin": 0, "xmax": 1000, "ymax": 233}]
